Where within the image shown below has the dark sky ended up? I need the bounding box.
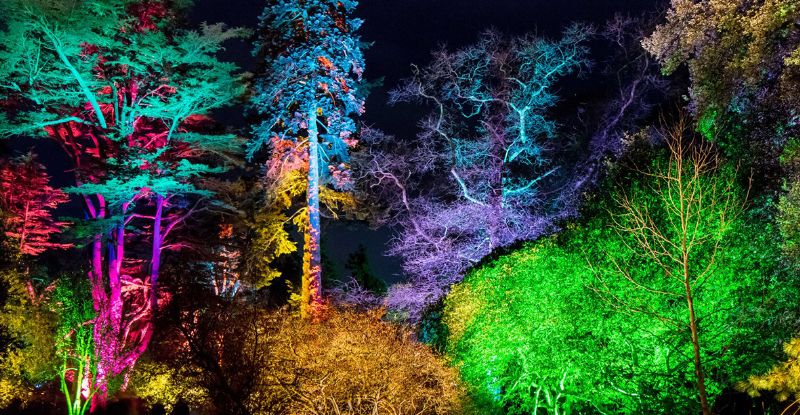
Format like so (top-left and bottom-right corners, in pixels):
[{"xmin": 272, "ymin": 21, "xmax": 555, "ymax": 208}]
[
  {"xmin": 186, "ymin": 0, "xmax": 665, "ymax": 282},
  {"xmin": 189, "ymin": 0, "xmax": 664, "ymax": 128}
]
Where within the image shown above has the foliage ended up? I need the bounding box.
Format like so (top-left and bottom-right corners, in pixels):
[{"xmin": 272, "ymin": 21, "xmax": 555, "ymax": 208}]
[
  {"xmin": 643, "ymin": 0, "xmax": 800, "ymax": 121},
  {"xmin": 249, "ymin": 0, "xmax": 365, "ymax": 163},
  {"xmin": 129, "ymin": 358, "xmax": 208, "ymax": 413},
  {"xmin": 251, "ymin": 0, "xmax": 366, "ymax": 316},
  {"xmin": 51, "ymin": 277, "xmax": 96, "ymax": 415},
  {"xmin": 149, "ymin": 291, "xmax": 471, "ymax": 415},
  {"xmin": 740, "ymin": 338, "xmax": 800, "ymax": 407},
  {"xmin": 247, "ymin": 171, "xmax": 303, "ymax": 289},
  {"xmin": 779, "ymin": 178, "xmax": 800, "ymax": 261},
  {"xmin": 442, "ymin": 138, "xmax": 796, "ymax": 414},
  {"xmin": 0, "ymin": 152, "xmax": 71, "ymax": 257},
  {"xmin": 268, "ymin": 308, "xmax": 470, "ymax": 415},
  {"xmin": 643, "ymin": 0, "xmax": 800, "ymax": 180},
  {"xmin": 0, "ymin": 268, "xmax": 57, "ymax": 409}
]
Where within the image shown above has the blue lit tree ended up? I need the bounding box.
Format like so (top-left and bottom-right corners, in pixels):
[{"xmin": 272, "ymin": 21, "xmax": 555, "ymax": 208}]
[{"xmin": 250, "ymin": 0, "xmax": 365, "ymax": 318}]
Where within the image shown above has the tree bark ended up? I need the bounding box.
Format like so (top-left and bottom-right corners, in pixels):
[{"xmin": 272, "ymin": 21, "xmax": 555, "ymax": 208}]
[
  {"xmin": 685, "ymin": 276, "xmax": 712, "ymax": 415},
  {"xmin": 301, "ymin": 108, "xmax": 323, "ymax": 319},
  {"xmin": 151, "ymin": 194, "xmax": 164, "ymax": 311}
]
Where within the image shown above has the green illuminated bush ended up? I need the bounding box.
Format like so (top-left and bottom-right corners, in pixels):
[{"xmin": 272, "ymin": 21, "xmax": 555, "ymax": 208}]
[{"xmin": 443, "ymin": 154, "xmax": 798, "ymax": 414}]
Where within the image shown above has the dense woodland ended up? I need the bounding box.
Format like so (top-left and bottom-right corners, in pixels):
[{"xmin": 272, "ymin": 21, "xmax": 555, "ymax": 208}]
[{"xmin": 1, "ymin": 0, "xmax": 800, "ymax": 414}]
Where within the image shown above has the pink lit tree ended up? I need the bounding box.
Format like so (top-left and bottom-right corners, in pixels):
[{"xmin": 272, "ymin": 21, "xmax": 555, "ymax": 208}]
[{"xmin": 0, "ymin": 0, "xmax": 245, "ymax": 405}]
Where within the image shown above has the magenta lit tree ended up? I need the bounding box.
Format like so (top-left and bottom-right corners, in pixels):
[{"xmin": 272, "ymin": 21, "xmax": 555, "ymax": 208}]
[{"xmin": 0, "ymin": 0, "xmax": 245, "ymax": 405}]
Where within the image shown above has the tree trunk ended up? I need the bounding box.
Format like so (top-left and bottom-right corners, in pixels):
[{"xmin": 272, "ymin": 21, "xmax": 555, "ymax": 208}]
[
  {"xmin": 151, "ymin": 194, "xmax": 164, "ymax": 311},
  {"xmin": 685, "ymin": 280, "xmax": 712, "ymax": 415},
  {"xmin": 301, "ymin": 108, "xmax": 323, "ymax": 319},
  {"xmin": 88, "ymin": 196, "xmax": 115, "ymax": 410}
]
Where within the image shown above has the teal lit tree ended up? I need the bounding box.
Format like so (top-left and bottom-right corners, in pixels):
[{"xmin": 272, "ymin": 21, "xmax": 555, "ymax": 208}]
[
  {"xmin": 0, "ymin": 0, "xmax": 245, "ymax": 405},
  {"xmin": 251, "ymin": 0, "xmax": 365, "ymax": 318}
]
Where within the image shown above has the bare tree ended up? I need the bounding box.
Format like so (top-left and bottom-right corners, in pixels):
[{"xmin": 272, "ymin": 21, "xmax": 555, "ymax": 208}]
[
  {"xmin": 356, "ymin": 17, "xmax": 666, "ymax": 320},
  {"xmin": 593, "ymin": 114, "xmax": 745, "ymax": 415}
]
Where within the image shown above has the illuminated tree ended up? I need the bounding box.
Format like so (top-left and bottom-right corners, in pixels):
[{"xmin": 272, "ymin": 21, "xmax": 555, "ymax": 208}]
[
  {"xmin": 250, "ymin": 0, "xmax": 365, "ymax": 318},
  {"xmin": 361, "ymin": 23, "xmax": 667, "ymax": 318},
  {"xmin": 0, "ymin": 267, "xmax": 57, "ymax": 410},
  {"xmin": 443, "ymin": 125, "xmax": 795, "ymax": 413},
  {"xmin": 643, "ymin": 0, "xmax": 800, "ymax": 131},
  {"xmin": 147, "ymin": 292, "xmax": 471, "ymax": 415},
  {"xmin": 360, "ymin": 28, "xmax": 588, "ymax": 317},
  {"xmin": 0, "ymin": 152, "xmax": 71, "ymax": 258},
  {"xmin": 0, "ymin": 0, "xmax": 245, "ymax": 404},
  {"xmin": 643, "ymin": 0, "xmax": 800, "ymax": 195},
  {"xmin": 598, "ymin": 117, "xmax": 741, "ymax": 415}
]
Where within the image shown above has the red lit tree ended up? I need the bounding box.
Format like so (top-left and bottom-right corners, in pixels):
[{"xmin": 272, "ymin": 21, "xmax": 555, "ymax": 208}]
[{"xmin": 0, "ymin": 152, "xmax": 71, "ymax": 257}]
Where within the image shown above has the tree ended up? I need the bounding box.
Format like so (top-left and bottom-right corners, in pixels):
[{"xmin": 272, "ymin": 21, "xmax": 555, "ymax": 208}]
[
  {"xmin": 360, "ymin": 27, "xmax": 594, "ymax": 318},
  {"xmin": 0, "ymin": 267, "xmax": 57, "ymax": 410},
  {"xmin": 0, "ymin": 0, "xmax": 245, "ymax": 404},
  {"xmin": 357, "ymin": 18, "xmax": 670, "ymax": 319},
  {"xmin": 250, "ymin": 0, "xmax": 365, "ymax": 318},
  {"xmin": 354, "ymin": 23, "xmax": 663, "ymax": 320},
  {"xmin": 643, "ymin": 0, "xmax": 800, "ymax": 129},
  {"xmin": 643, "ymin": 0, "xmax": 800, "ymax": 181},
  {"xmin": 143, "ymin": 288, "xmax": 471, "ymax": 415},
  {"xmin": 594, "ymin": 117, "xmax": 744, "ymax": 415},
  {"xmin": 0, "ymin": 152, "xmax": 71, "ymax": 258}
]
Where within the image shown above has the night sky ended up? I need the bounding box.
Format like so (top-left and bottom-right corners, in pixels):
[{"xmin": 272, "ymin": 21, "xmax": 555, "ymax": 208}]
[{"xmin": 191, "ymin": 0, "xmax": 667, "ymax": 282}]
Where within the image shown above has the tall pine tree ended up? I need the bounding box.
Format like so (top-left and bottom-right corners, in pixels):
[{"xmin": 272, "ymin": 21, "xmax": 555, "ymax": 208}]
[{"xmin": 251, "ymin": 0, "xmax": 365, "ymax": 318}]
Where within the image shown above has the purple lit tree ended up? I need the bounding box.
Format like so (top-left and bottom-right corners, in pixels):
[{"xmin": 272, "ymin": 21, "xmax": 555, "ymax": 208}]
[{"xmin": 360, "ymin": 20, "xmax": 665, "ymax": 319}]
